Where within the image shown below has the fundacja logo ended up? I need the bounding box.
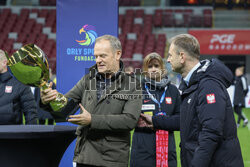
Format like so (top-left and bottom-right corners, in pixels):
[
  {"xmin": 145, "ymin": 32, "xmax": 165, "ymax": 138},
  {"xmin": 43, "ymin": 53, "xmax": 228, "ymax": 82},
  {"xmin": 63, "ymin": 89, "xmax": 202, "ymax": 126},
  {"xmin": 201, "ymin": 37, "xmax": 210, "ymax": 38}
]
[{"xmin": 76, "ymin": 25, "xmax": 98, "ymax": 46}]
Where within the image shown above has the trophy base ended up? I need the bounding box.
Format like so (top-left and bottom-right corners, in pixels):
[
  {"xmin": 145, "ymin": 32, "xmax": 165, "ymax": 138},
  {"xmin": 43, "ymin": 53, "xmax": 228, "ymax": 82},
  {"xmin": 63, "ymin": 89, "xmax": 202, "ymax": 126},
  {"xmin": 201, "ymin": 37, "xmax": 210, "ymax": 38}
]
[{"xmin": 50, "ymin": 93, "xmax": 68, "ymax": 112}]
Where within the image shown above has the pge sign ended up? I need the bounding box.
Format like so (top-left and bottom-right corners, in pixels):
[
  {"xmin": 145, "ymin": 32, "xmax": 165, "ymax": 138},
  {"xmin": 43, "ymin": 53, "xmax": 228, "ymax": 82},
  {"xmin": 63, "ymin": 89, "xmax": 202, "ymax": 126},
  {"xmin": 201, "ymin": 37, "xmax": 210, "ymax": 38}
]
[{"xmin": 210, "ymin": 34, "xmax": 235, "ymax": 44}]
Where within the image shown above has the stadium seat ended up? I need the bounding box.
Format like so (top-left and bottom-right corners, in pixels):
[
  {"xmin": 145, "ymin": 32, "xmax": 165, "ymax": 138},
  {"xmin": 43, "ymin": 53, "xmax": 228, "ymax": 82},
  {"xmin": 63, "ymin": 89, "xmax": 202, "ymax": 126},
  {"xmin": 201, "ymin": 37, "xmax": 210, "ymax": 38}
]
[
  {"xmin": 52, "ymin": 25, "xmax": 56, "ymax": 33},
  {"xmin": 50, "ymin": 47, "xmax": 57, "ymax": 58},
  {"xmin": 122, "ymin": 0, "xmax": 131, "ymax": 6},
  {"xmin": 17, "ymin": 33, "xmax": 27, "ymax": 43},
  {"xmin": 3, "ymin": 39, "xmax": 14, "ymax": 54},
  {"xmin": 31, "ymin": 8, "xmax": 39, "ymax": 13},
  {"xmin": 2, "ymin": 8, "xmax": 11, "ymax": 17},
  {"xmin": 154, "ymin": 9, "xmax": 163, "ymax": 27},
  {"xmin": 0, "ymin": 38, "xmax": 5, "ymax": 48},
  {"xmin": 183, "ymin": 9, "xmax": 193, "ymax": 27},
  {"xmin": 163, "ymin": 9, "xmax": 174, "ymax": 27},
  {"xmin": 40, "ymin": 0, "xmax": 49, "ymax": 6},
  {"xmin": 191, "ymin": 15, "xmax": 203, "ymax": 27},
  {"xmin": 132, "ymin": 24, "xmax": 142, "ymax": 34},
  {"xmin": 119, "ymin": 15, "xmax": 124, "ymax": 28},
  {"xmin": 134, "ymin": 45, "xmax": 144, "ymax": 54},
  {"xmin": 49, "ymin": 58, "xmax": 56, "ymax": 73},
  {"xmin": 39, "ymin": 9, "xmax": 49, "ymax": 18},
  {"xmin": 174, "ymin": 9, "xmax": 184, "ymax": 27},
  {"xmin": 50, "ymin": 0, "xmax": 56, "ymax": 6},
  {"xmin": 33, "ymin": 24, "xmax": 43, "ymax": 34},
  {"xmin": 119, "ymin": 0, "xmax": 140, "ymax": 6},
  {"xmin": 125, "ymin": 9, "xmax": 134, "ymax": 17},
  {"xmin": 203, "ymin": 9, "xmax": 212, "ymax": 27},
  {"xmin": 132, "ymin": 0, "xmax": 140, "ymax": 6},
  {"xmin": 135, "ymin": 9, "xmax": 144, "ymax": 18}
]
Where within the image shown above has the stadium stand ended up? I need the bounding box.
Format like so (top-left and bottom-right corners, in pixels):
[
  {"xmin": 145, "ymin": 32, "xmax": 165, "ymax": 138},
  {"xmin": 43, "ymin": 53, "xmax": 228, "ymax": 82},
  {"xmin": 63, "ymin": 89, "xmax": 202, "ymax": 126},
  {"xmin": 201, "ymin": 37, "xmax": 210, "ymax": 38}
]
[
  {"xmin": 0, "ymin": 7, "xmax": 57, "ymax": 73},
  {"xmin": 118, "ymin": 7, "xmax": 213, "ymax": 68},
  {"xmin": 0, "ymin": 1, "xmax": 214, "ymax": 72}
]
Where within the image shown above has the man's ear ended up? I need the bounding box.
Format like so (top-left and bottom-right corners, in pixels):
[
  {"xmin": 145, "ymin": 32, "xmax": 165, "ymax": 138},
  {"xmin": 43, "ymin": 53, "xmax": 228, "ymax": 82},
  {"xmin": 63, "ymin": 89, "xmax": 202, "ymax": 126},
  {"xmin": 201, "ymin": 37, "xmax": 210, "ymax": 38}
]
[
  {"xmin": 180, "ymin": 52, "xmax": 185, "ymax": 64},
  {"xmin": 115, "ymin": 50, "xmax": 122, "ymax": 61}
]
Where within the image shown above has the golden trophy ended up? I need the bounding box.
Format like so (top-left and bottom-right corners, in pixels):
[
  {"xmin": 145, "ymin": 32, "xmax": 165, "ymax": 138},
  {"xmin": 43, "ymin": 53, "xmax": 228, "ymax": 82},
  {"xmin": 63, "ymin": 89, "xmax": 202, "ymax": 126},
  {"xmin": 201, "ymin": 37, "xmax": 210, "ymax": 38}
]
[{"xmin": 5, "ymin": 44, "xmax": 67, "ymax": 111}]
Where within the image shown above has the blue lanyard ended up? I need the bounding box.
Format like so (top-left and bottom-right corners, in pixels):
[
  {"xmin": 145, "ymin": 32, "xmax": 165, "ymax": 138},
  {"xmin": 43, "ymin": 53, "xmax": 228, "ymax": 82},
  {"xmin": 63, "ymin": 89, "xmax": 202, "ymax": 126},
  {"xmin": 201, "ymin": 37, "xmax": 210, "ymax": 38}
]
[{"xmin": 145, "ymin": 84, "xmax": 168, "ymax": 112}]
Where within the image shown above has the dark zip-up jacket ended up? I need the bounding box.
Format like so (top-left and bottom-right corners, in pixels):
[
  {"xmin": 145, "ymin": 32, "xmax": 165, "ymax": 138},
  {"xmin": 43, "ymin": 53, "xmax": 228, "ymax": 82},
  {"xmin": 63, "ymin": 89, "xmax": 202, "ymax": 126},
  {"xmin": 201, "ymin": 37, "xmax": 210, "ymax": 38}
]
[
  {"xmin": 179, "ymin": 59, "xmax": 243, "ymax": 167},
  {"xmin": 130, "ymin": 78, "xmax": 181, "ymax": 167},
  {"xmin": 233, "ymin": 75, "xmax": 248, "ymax": 107},
  {"xmin": 0, "ymin": 71, "xmax": 38, "ymax": 124}
]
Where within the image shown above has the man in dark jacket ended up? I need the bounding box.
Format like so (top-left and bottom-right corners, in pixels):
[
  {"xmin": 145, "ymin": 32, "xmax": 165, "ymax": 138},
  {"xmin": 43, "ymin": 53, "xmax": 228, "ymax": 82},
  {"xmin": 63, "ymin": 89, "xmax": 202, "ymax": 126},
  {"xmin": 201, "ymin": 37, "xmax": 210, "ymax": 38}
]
[
  {"xmin": 233, "ymin": 66, "xmax": 248, "ymax": 127},
  {"xmin": 32, "ymin": 80, "xmax": 56, "ymax": 125},
  {"xmin": 40, "ymin": 35, "xmax": 142, "ymax": 167},
  {"xmin": 0, "ymin": 49, "xmax": 38, "ymax": 125},
  {"xmin": 167, "ymin": 34, "xmax": 244, "ymax": 167},
  {"xmin": 32, "ymin": 67, "xmax": 56, "ymax": 125}
]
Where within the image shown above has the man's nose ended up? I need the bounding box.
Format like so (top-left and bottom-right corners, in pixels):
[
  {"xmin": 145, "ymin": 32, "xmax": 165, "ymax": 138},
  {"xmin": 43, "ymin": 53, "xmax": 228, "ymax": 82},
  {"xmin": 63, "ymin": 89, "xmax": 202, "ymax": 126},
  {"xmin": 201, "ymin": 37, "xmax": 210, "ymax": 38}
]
[
  {"xmin": 152, "ymin": 67, "xmax": 157, "ymax": 71},
  {"xmin": 96, "ymin": 56, "xmax": 101, "ymax": 63},
  {"xmin": 167, "ymin": 57, "xmax": 171, "ymax": 63}
]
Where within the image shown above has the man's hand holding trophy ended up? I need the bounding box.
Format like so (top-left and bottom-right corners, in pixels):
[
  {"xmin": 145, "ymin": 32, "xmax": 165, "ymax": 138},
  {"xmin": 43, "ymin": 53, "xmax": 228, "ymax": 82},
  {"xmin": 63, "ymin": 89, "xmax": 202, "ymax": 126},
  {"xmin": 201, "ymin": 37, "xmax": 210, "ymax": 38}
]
[{"xmin": 5, "ymin": 44, "xmax": 67, "ymax": 111}]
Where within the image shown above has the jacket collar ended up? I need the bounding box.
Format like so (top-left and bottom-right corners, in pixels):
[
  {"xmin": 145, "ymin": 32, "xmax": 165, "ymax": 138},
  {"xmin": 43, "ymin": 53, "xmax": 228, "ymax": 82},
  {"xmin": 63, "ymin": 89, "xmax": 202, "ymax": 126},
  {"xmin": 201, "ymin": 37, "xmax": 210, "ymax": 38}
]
[
  {"xmin": 98, "ymin": 62, "xmax": 125, "ymax": 102},
  {"xmin": 183, "ymin": 62, "xmax": 201, "ymax": 86},
  {"xmin": 0, "ymin": 71, "xmax": 12, "ymax": 82},
  {"xmin": 179, "ymin": 60, "xmax": 211, "ymax": 96},
  {"xmin": 87, "ymin": 61, "xmax": 125, "ymax": 103},
  {"xmin": 180, "ymin": 82, "xmax": 199, "ymax": 96},
  {"xmin": 179, "ymin": 67, "xmax": 201, "ymax": 96}
]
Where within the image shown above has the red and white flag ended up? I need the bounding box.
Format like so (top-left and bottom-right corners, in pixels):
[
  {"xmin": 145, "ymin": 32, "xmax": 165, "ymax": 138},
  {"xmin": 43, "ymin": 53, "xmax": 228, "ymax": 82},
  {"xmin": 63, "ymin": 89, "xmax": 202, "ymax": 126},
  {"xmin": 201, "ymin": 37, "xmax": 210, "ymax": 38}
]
[
  {"xmin": 165, "ymin": 97, "xmax": 172, "ymax": 104},
  {"xmin": 206, "ymin": 93, "xmax": 216, "ymax": 104},
  {"xmin": 5, "ymin": 86, "xmax": 12, "ymax": 93}
]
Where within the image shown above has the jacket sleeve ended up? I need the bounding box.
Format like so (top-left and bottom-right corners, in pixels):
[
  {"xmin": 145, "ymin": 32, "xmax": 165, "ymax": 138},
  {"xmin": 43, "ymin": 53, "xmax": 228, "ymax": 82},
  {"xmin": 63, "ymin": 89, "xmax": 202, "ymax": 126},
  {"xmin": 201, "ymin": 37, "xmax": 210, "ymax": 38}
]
[
  {"xmin": 21, "ymin": 86, "xmax": 38, "ymax": 124},
  {"xmin": 39, "ymin": 76, "xmax": 86, "ymax": 121},
  {"xmin": 152, "ymin": 85, "xmax": 181, "ymax": 131},
  {"xmin": 241, "ymin": 76, "xmax": 248, "ymax": 96},
  {"xmin": 65, "ymin": 75, "xmax": 87, "ymax": 102},
  {"xmin": 52, "ymin": 76, "xmax": 87, "ymax": 121},
  {"xmin": 90, "ymin": 86, "xmax": 142, "ymax": 131},
  {"xmin": 192, "ymin": 80, "xmax": 226, "ymax": 167}
]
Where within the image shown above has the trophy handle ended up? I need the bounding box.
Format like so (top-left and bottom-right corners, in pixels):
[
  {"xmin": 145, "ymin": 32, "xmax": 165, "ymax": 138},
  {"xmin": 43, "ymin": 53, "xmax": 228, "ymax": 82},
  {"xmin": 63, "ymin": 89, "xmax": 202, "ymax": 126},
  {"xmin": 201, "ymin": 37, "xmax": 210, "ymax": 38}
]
[{"xmin": 42, "ymin": 83, "xmax": 68, "ymax": 112}]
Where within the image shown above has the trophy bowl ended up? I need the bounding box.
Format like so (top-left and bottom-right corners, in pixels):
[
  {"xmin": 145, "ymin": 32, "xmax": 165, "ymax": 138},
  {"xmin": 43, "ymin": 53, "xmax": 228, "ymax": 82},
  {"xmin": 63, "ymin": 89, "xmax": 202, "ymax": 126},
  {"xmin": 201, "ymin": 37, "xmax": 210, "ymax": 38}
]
[{"xmin": 6, "ymin": 44, "xmax": 67, "ymax": 111}]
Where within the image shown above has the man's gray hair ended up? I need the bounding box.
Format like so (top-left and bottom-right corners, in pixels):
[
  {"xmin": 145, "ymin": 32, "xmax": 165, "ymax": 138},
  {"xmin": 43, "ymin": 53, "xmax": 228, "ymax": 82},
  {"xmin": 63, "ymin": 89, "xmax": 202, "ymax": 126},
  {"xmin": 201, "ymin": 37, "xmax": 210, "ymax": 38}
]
[
  {"xmin": 0, "ymin": 49, "xmax": 7, "ymax": 61},
  {"xmin": 171, "ymin": 34, "xmax": 200, "ymax": 60},
  {"xmin": 95, "ymin": 35, "xmax": 122, "ymax": 53}
]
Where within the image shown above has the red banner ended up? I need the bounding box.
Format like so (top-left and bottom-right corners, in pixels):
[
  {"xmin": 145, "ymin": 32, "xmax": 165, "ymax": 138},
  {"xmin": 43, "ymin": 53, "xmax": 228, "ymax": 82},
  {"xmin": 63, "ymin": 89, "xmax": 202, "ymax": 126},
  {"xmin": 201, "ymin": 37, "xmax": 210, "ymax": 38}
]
[{"xmin": 189, "ymin": 30, "xmax": 250, "ymax": 55}]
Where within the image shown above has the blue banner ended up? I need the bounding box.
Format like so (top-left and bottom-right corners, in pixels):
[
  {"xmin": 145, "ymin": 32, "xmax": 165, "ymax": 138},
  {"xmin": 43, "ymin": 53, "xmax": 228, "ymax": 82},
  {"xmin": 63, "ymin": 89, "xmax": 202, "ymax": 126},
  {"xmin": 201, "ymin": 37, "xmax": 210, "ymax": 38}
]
[{"xmin": 57, "ymin": 0, "xmax": 118, "ymax": 166}]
